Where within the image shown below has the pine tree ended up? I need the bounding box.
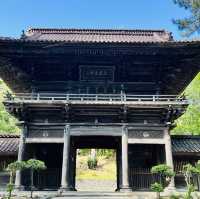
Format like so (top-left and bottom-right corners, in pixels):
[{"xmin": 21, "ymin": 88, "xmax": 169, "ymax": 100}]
[{"xmin": 173, "ymin": 0, "xmax": 200, "ymax": 36}]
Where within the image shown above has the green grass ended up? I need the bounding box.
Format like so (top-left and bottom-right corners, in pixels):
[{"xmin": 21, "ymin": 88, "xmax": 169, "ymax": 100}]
[{"xmin": 76, "ymin": 155, "xmax": 116, "ymax": 180}]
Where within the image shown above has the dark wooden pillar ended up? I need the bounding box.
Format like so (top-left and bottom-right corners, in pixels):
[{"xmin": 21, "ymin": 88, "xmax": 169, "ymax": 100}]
[
  {"xmin": 70, "ymin": 141, "xmax": 77, "ymax": 191},
  {"xmin": 120, "ymin": 125, "xmax": 131, "ymax": 192},
  {"xmin": 60, "ymin": 124, "xmax": 73, "ymax": 192},
  {"xmin": 15, "ymin": 122, "xmax": 27, "ymax": 190},
  {"xmin": 164, "ymin": 128, "xmax": 175, "ymax": 190},
  {"xmin": 116, "ymin": 143, "xmax": 122, "ymax": 191}
]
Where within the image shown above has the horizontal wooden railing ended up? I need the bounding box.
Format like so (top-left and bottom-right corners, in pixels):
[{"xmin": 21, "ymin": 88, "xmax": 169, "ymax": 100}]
[{"xmin": 4, "ymin": 93, "xmax": 187, "ymax": 104}]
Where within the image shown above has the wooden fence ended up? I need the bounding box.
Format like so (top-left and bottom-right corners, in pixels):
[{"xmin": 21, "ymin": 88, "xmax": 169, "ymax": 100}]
[
  {"xmin": 130, "ymin": 167, "xmax": 200, "ymax": 191},
  {"xmin": 129, "ymin": 168, "xmax": 161, "ymax": 190}
]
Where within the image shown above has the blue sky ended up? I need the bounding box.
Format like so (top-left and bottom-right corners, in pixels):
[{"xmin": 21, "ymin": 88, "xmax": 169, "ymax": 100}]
[{"xmin": 0, "ymin": 0, "xmax": 195, "ymax": 39}]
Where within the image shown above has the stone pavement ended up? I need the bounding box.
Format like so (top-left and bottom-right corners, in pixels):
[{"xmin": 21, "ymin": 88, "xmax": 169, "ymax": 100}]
[
  {"xmin": 76, "ymin": 179, "xmax": 117, "ymax": 192},
  {"xmin": 0, "ymin": 180, "xmax": 200, "ymax": 199}
]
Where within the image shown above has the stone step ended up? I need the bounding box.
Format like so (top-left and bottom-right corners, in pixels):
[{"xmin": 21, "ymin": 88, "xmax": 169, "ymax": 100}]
[
  {"xmin": 3, "ymin": 190, "xmax": 200, "ymax": 199},
  {"xmin": 52, "ymin": 192, "xmax": 157, "ymax": 199}
]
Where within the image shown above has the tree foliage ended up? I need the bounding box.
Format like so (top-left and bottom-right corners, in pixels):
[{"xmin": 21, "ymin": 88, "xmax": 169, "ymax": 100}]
[
  {"xmin": 173, "ymin": 0, "xmax": 200, "ymax": 36},
  {"xmin": 173, "ymin": 73, "xmax": 200, "ymax": 135},
  {"xmin": 5, "ymin": 159, "xmax": 46, "ymax": 199},
  {"xmin": 6, "ymin": 161, "xmax": 27, "ymax": 174},
  {"xmin": 151, "ymin": 164, "xmax": 175, "ymax": 178},
  {"xmin": 6, "ymin": 161, "xmax": 27, "ymax": 199},
  {"xmin": 26, "ymin": 159, "xmax": 46, "ymax": 198},
  {"xmin": 151, "ymin": 164, "xmax": 175, "ymax": 199},
  {"xmin": 26, "ymin": 159, "xmax": 46, "ymax": 171},
  {"xmin": 0, "ymin": 79, "xmax": 19, "ymax": 134},
  {"xmin": 151, "ymin": 182, "xmax": 164, "ymax": 199},
  {"xmin": 87, "ymin": 157, "xmax": 98, "ymax": 170},
  {"xmin": 182, "ymin": 161, "xmax": 200, "ymax": 199}
]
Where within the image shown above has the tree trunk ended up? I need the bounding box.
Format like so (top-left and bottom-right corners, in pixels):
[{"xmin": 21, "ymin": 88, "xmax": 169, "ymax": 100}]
[
  {"xmin": 9, "ymin": 171, "xmax": 13, "ymax": 184},
  {"xmin": 30, "ymin": 169, "xmax": 34, "ymax": 199},
  {"xmin": 89, "ymin": 149, "xmax": 97, "ymax": 169},
  {"xmin": 157, "ymin": 192, "xmax": 160, "ymax": 199},
  {"xmin": 8, "ymin": 171, "xmax": 13, "ymax": 199},
  {"xmin": 90, "ymin": 149, "xmax": 96, "ymax": 160}
]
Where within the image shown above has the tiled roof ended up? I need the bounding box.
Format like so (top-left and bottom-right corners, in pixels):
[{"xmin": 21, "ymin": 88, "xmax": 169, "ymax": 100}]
[
  {"xmin": 172, "ymin": 135, "xmax": 200, "ymax": 153},
  {"xmin": 0, "ymin": 134, "xmax": 19, "ymax": 155},
  {"xmin": 0, "ymin": 134, "xmax": 199, "ymax": 155},
  {"xmin": 23, "ymin": 28, "xmax": 173, "ymax": 43},
  {"xmin": 0, "ymin": 36, "xmax": 13, "ymax": 40}
]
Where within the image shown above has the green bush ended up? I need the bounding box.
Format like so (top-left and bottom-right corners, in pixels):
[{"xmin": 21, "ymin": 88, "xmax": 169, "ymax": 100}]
[
  {"xmin": 78, "ymin": 149, "xmax": 90, "ymax": 156},
  {"xmin": 87, "ymin": 157, "xmax": 98, "ymax": 170},
  {"xmin": 151, "ymin": 164, "xmax": 175, "ymax": 178},
  {"xmin": 151, "ymin": 182, "xmax": 164, "ymax": 192},
  {"xmin": 151, "ymin": 164, "xmax": 175, "ymax": 199},
  {"xmin": 6, "ymin": 161, "xmax": 27, "ymax": 199},
  {"xmin": 6, "ymin": 183, "xmax": 14, "ymax": 199},
  {"xmin": 79, "ymin": 149, "xmax": 115, "ymax": 158},
  {"xmin": 5, "ymin": 159, "xmax": 46, "ymax": 199},
  {"xmin": 97, "ymin": 149, "xmax": 115, "ymax": 158},
  {"xmin": 170, "ymin": 194, "xmax": 184, "ymax": 199},
  {"xmin": 151, "ymin": 182, "xmax": 163, "ymax": 199},
  {"xmin": 184, "ymin": 184, "xmax": 195, "ymax": 199},
  {"xmin": 182, "ymin": 163, "xmax": 200, "ymax": 199},
  {"xmin": 26, "ymin": 159, "xmax": 46, "ymax": 199}
]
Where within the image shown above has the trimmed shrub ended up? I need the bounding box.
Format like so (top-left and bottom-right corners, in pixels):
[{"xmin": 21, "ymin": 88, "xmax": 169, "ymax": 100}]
[{"xmin": 87, "ymin": 157, "xmax": 98, "ymax": 169}]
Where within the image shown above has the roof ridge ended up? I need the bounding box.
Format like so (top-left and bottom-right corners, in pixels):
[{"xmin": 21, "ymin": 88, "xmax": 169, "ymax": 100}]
[
  {"xmin": 27, "ymin": 27, "xmax": 170, "ymax": 34},
  {"xmin": 23, "ymin": 27, "xmax": 173, "ymax": 42},
  {"xmin": 0, "ymin": 134, "xmax": 20, "ymax": 138},
  {"xmin": 172, "ymin": 135, "xmax": 200, "ymax": 138}
]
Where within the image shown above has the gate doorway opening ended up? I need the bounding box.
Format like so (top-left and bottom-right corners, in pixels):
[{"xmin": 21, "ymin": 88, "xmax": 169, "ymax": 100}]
[
  {"xmin": 76, "ymin": 149, "xmax": 117, "ymax": 191},
  {"xmin": 71, "ymin": 136, "xmax": 121, "ymax": 192}
]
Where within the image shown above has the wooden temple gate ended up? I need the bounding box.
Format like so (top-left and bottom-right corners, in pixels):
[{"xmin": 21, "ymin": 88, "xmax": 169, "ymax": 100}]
[
  {"xmin": 3, "ymin": 92, "xmax": 188, "ymax": 191},
  {"xmin": 1, "ymin": 28, "xmax": 200, "ymax": 192}
]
